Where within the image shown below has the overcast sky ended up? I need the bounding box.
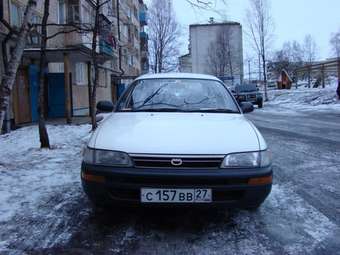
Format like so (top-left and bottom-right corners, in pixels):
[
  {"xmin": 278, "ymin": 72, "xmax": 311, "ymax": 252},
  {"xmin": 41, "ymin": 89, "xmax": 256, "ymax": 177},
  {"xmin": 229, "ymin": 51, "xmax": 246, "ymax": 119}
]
[{"xmin": 147, "ymin": 0, "xmax": 340, "ymax": 60}]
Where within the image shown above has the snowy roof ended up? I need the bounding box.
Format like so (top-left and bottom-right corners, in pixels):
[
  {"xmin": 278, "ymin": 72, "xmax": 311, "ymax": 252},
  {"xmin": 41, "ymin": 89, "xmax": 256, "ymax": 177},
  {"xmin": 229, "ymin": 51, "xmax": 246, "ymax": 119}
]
[
  {"xmin": 136, "ymin": 73, "xmax": 221, "ymax": 81},
  {"xmin": 190, "ymin": 22, "xmax": 241, "ymax": 27},
  {"xmin": 278, "ymin": 69, "xmax": 293, "ymax": 82},
  {"xmin": 179, "ymin": 53, "xmax": 191, "ymax": 59}
]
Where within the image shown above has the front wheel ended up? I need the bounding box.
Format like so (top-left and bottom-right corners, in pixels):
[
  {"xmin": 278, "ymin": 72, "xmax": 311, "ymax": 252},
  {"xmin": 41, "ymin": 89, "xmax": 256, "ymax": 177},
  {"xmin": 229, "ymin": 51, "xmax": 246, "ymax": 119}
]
[{"xmin": 244, "ymin": 203, "xmax": 262, "ymax": 211}]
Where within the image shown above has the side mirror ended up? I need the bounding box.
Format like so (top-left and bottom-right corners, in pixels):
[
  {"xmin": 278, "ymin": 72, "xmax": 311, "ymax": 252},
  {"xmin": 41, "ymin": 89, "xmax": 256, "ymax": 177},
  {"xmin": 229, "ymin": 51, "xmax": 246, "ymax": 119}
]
[
  {"xmin": 240, "ymin": 102, "xmax": 254, "ymax": 114},
  {"xmin": 96, "ymin": 101, "xmax": 114, "ymax": 113}
]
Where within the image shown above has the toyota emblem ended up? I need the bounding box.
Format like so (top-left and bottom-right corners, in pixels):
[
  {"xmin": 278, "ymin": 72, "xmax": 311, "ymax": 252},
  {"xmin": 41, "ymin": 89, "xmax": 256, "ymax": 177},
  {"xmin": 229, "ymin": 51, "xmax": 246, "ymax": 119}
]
[{"xmin": 171, "ymin": 158, "xmax": 183, "ymax": 166}]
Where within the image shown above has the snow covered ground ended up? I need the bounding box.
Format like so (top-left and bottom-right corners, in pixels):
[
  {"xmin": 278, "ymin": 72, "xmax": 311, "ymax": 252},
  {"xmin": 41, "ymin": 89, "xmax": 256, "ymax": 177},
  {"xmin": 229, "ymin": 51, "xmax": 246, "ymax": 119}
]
[
  {"xmin": 261, "ymin": 81, "xmax": 340, "ymax": 113},
  {"xmin": 0, "ymin": 125, "xmax": 92, "ymax": 253}
]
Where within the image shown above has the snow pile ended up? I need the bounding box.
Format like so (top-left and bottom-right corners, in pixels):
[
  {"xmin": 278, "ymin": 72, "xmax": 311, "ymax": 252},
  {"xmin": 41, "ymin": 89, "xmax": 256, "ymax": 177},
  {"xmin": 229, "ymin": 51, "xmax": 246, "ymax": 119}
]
[
  {"xmin": 0, "ymin": 124, "xmax": 92, "ymax": 252},
  {"xmin": 263, "ymin": 80, "xmax": 340, "ymax": 112}
]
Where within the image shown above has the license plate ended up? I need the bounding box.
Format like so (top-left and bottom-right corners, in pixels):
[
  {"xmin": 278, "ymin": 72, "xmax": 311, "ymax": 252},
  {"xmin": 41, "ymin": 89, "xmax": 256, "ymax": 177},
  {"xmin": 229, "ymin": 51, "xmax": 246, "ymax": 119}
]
[{"xmin": 141, "ymin": 188, "xmax": 212, "ymax": 203}]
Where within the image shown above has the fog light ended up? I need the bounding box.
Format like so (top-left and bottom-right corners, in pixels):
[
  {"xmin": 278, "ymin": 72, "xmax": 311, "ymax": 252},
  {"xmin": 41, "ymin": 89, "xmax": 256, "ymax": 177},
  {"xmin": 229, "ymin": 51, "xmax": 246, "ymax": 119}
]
[
  {"xmin": 81, "ymin": 172, "xmax": 106, "ymax": 183},
  {"xmin": 248, "ymin": 175, "xmax": 272, "ymax": 185}
]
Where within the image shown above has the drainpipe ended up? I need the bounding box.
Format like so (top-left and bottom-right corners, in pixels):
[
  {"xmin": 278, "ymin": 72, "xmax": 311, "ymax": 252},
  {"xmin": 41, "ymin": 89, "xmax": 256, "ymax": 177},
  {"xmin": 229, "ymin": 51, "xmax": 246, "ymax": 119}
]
[{"xmin": 116, "ymin": 0, "xmax": 124, "ymax": 77}]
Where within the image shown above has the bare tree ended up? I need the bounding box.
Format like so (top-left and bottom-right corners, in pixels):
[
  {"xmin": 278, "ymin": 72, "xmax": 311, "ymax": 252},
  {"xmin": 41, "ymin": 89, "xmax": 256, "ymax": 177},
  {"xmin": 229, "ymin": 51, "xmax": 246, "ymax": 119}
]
[
  {"xmin": 78, "ymin": 0, "xmax": 112, "ymax": 131},
  {"xmin": 36, "ymin": 0, "xmax": 51, "ymax": 148},
  {"xmin": 0, "ymin": 0, "xmax": 37, "ymax": 133},
  {"xmin": 33, "ymin": 0, "xmax": 92, "ymax": 147},
  {"xmin": 246, "ymin": 0, "xmax": 273, "ymax": 101},
  {"xmin": 207, "ymin": 26, "xmax": 235, "ymax": 84},
  {"xmin": 330, "ymin": 29, "xmax": 340, "ymax": 58},
  {"xmin": 303, "ymin": 35, "xmax": 317, "ymax": 64},
  {"xmin": 148, "ymin": 0, "xmax": 181, "ymax": 73},
  {"xmin": 268, "ymin": 41, "xmax": 304, "ymax": 79},
  {"xmin": 185, "ymin": 0, "xmax": 227, "ymax": 9},
  {"xmin": 35, "ymin": 0, "xmax": 111, "ymax": 137},
  {"xmin": 302, "ymin": 34, "xmax": 318, "ymax": 88}
]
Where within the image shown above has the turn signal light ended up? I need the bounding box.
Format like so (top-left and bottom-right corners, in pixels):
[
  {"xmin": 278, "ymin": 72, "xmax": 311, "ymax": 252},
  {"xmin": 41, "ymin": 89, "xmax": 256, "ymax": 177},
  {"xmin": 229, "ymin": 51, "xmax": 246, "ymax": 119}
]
[
  {"xmin": 81, "ymin": 172, "xmax": 106, "ymax": 183},
  {"xmin": 248, "ymin": 175, "xmax": 272, "ymax": 185}
]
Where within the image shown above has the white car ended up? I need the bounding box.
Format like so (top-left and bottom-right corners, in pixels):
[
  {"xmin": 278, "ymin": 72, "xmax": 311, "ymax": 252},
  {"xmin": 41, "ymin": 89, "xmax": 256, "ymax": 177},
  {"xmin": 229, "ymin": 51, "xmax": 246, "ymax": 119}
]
[{"xmin": 82, "ymin": 73, "xmax": 272, "ymax": 209}]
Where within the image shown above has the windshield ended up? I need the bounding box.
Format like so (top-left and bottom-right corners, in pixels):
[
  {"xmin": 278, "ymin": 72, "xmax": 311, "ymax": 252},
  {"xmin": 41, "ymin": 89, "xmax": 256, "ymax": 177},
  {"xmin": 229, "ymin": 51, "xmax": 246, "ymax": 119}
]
[
  {"xmin": 117, "ymin": 78, "xmax": 240, "ymax": 113},
  {"xmin": 235, "ymin": 84, "xmax": 257, "ymax": 93}
]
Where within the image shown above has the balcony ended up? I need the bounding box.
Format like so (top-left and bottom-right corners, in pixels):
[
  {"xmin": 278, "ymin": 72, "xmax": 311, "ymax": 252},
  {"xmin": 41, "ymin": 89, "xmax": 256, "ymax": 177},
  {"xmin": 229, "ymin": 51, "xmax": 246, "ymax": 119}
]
[
  {"xmin": 99, "ymin": 14, "xmax": 115, "ymax": 56},
  {"xmin": 140, "ymin": 31, "xmax": 148, "ymax": 40},
  {"xmin": 99, "ymin": 39, "xmax": 114, "ymax": 56},
  {"xmin": 139, "ymin": 11, "xmax": 147, "ymax": 26}
]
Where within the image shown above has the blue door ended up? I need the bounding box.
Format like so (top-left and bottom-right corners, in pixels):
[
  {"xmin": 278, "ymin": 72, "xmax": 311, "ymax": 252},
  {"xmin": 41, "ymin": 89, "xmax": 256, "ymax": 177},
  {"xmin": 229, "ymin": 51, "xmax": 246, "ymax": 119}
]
[
  {"xmin": 48, "ymin": 73, "xmax": 65, "ymax": 118},
  {"xmin": 28, "ymin": 65, "xmax": 39, "ymax": 122},
  {"xmin": 117, "ymin": 83, "xmax": 126, "ymax": 99}
]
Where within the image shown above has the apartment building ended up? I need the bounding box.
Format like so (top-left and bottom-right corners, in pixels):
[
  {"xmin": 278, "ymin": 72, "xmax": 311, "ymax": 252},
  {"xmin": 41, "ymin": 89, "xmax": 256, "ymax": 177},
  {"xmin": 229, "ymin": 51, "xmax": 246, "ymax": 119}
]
[
  {"xmin": 0, "ymin": 0, "xmax": 148, "ymax": 128},
  {"xmin": 179, "ymin": 22, "xmax": 244, "ymax": 86},
  {"xmin": 139, "ymin": 0, "xmax": 148, "ymax": 74}
]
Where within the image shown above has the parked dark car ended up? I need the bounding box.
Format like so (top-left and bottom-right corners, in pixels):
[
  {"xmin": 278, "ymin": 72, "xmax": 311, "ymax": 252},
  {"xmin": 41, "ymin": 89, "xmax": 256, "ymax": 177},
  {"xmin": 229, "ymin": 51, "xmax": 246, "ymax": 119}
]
[{"xmin": 232, "ymin": 84, "xmax": 263, "ymax": 108}]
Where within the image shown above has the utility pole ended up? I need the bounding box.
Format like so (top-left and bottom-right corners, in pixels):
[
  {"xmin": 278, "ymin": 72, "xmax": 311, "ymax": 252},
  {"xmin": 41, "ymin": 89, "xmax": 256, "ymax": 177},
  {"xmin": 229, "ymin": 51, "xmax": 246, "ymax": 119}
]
[
  {"xmin": 338, "ymin": 58, "xmax": 340, "ymax": 91},
  {"xmin": 63, "ymin": 53, "xmax": 72, "ymax": 124},
  {"xmin": 321, "ymin": 64, "xmax": 325, "ymax": 89},
  {"xmin": 248, "ymin": 60, "xmax": 251, "ymax": 81},
  {"xmin": 258, "ymin": 53, "xmax": 262, "ymax": 86}
]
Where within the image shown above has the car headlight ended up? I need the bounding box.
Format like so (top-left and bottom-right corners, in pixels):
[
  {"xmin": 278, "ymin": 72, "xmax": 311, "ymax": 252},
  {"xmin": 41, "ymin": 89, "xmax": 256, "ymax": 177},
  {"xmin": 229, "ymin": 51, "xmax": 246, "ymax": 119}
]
[
  {"xmin": 221, "ymin": 150, "xmax": 271, "ymax": 168},
  {"xmin": 83, "ymin": 147, "xmax": 132, "ymax": 167}
]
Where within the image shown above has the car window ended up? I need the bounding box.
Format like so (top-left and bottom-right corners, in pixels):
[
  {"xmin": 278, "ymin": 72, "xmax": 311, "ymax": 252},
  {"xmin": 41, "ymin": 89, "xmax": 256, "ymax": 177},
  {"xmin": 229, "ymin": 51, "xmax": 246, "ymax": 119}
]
[
  {"xmin": 117, "ymin": 78, "xmax": 240, "ymax": 113},
  {"xmin": 236, "ymin": 84, "xmax": 257, "ymax": 93}
]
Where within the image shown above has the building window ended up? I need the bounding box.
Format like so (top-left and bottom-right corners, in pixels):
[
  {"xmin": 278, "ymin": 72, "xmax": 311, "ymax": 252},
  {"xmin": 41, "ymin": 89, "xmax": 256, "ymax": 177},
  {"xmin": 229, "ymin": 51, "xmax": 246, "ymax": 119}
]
[
  {"xmin": 28, "ymin": 14, "xmax": 41, "ymax": 45},
  {"xmin": 58, "ymin": 0, "xmax": 66, "ymax": 24},
  {"xmin": 123, "ymin": 25, "xmax": 129, "ymax": 40},
  {"xmin": 129, "ymin": 55, "xmax": 134, "ymax": 66},
  {"xmin": 106, "ymin": 70, "xmax": 111, "ymax": 87},
  {"xmin": 68, "ymin": 4, "xmax": 80, "ymax": 23},
  {"xmin": 98, "ymin": 69, "xmax": 108, "ymax": 88},
  {"xmin": 111, "ymin": 0, "xmax": 116, "ymax": 14},
  {"xmin": 75, "ymin": 63, "xmax": 87, "ymax": 85},
  {"xmin": 82, "ymin": 5, "xmax": 91, "ymax": 24},
  {"xmin": 10, "ymin": 1, "xmax": 21, "ymax": 27},
  {"xmin": 133, "ymin": 6, "xmax": 138, "ymax": 19},
  {"xmin": 134, "ymin": 27, "xmax": 138, "ymax": 39}
]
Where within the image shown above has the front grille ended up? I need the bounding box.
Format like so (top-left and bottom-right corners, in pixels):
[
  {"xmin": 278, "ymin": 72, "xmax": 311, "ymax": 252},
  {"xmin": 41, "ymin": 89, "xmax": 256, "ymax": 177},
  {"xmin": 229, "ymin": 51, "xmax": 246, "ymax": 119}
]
[
  {"xmin": 107, "ymin": 175, "xmax": 249, "ymax": 186},
  {"xmin": 131, "ymin": 156, "xmax": 224, "ymax": 169}
]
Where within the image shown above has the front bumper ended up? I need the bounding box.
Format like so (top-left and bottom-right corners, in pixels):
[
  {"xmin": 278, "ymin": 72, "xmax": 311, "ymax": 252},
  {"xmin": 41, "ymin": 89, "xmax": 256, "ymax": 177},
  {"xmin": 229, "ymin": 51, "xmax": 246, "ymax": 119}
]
[
  {"xmin": 81, "ymin": 163, "xmax": 272, "ymax": 208},
  {"xmin": 236, "ymin": 94, "xmax": 262, "ymax": 104}
]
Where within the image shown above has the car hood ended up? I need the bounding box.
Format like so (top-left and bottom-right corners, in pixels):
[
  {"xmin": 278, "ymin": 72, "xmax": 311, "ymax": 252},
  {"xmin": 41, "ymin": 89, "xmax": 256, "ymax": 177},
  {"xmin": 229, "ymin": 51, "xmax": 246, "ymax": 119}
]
[{"xmin": 89, "ymin": 112, "xmax": 261, "ymax": 155}]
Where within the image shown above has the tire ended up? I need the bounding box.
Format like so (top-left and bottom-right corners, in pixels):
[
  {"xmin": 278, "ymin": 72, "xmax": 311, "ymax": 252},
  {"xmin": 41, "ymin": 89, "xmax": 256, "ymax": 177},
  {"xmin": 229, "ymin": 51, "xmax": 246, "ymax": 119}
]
[
  {"xmin": 257, "ymin": 100, "xmax": 263, "ymax": 108},
  {"xmin": 245, "ymin": 204, "xmax": 262, "ymax": 211}
]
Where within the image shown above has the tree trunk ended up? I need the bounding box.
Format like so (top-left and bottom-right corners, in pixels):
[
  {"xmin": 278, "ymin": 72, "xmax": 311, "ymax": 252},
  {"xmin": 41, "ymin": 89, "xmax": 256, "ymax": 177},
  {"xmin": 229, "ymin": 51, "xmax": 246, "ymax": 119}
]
[
  {"xmin": 262, "ymin": 52, "xmax": 268, "ymax": 101},
  {"xmin": 158, "ymin": 48, "xmax": 163, "ymax": 73},
  {"xmin": 87, "ymin": 62, "xmax": 93, "ymax": 119},
  {"xmin": 154, "ymin": 50, "xmax": 158, "ymax": 73},
  {"xmin": 308, "ymin": 67, "xmax": 311, "ymax": 88},
  {"xmin": 90, "ymin": 2, "xmax": 100, "ymax": 131},
  {"xmin": 0, "ymin": 0, "xmax": 37, "ymax": 133},
  {"xmin": 37, "ymin": 0, "xmax": 50, "ymax": 148},
  {"xmin": 227, "ymin": 49, "xmax": 233, "ymax": 86}
]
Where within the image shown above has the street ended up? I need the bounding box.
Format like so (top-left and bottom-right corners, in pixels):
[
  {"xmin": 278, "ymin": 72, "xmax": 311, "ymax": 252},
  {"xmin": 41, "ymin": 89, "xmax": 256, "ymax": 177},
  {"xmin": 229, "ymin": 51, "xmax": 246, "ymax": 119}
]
[{"xmin": 1, "ymin": 109, "xmax": 340, "ymax": 255}]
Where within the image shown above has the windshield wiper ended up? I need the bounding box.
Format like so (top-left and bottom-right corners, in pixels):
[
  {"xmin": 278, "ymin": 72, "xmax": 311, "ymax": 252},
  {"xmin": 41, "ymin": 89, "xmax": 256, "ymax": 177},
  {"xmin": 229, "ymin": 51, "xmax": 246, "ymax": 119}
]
[
  {"xmin": 192, "ymin": 108, "xmax": 239, "ymax": 113},
  {"xmin": 133, "ymin": 102, "xmax": 179, "ymax": 111},
  {"xmin": 132, "ymin": 108, "xmax": 184, "ymax": 112},
  {"xmin": 139, "ymin": 83, "xmax": 170, "ymax": 107}
]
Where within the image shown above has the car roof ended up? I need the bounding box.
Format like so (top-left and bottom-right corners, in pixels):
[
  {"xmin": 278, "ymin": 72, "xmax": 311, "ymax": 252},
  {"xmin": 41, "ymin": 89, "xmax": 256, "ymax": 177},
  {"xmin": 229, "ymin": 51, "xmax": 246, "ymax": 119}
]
[{"xmin": 135, "ymin": 73, "xmax": 221, "ymax": 82}]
